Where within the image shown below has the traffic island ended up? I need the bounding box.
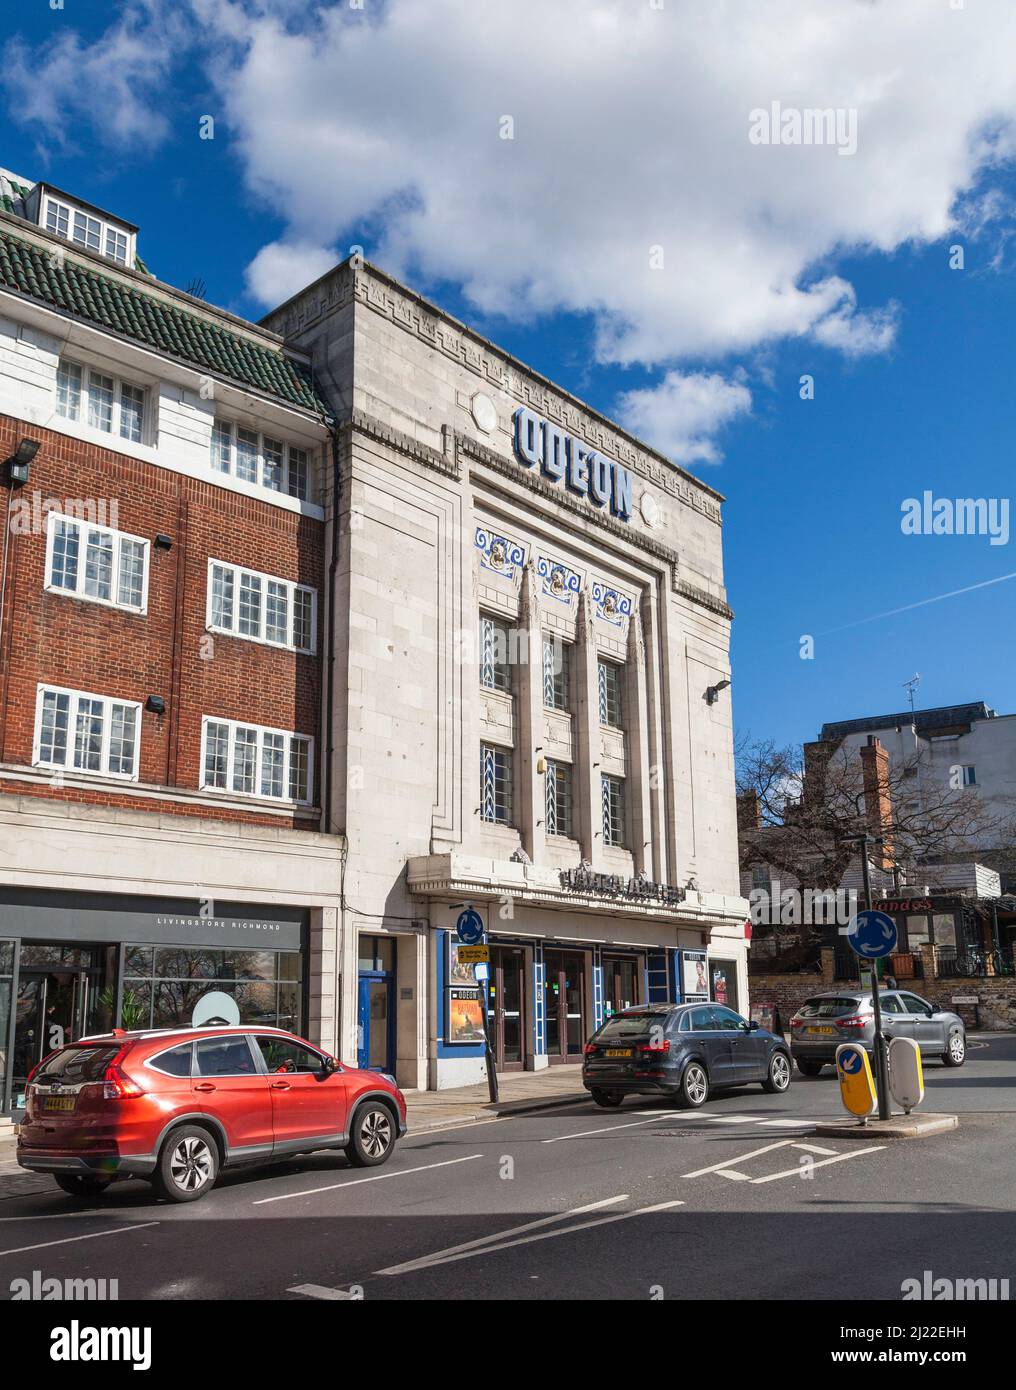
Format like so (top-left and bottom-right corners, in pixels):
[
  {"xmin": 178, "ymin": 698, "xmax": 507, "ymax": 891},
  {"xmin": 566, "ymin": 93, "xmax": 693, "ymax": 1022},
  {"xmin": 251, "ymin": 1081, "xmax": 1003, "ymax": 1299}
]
[{"xmin": 814, "ymin": 1112, "xmax": 958, "ymax": 1141}]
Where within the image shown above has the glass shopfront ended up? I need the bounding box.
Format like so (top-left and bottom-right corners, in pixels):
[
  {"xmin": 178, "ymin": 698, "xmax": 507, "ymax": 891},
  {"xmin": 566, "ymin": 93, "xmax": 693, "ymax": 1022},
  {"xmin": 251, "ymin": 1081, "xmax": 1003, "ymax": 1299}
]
[{"xmin": 0, "ymin": 889, "xmax": 309, "ymax": 1114}]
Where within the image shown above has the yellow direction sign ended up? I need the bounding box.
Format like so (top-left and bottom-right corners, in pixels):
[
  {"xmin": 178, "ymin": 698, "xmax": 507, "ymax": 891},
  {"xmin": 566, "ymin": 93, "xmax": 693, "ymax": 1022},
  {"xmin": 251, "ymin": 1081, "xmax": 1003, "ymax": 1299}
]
[
  {"xmin": 835, "ymin": 1042, "xmax": 877, "ymax": 1118},
  {"xmin": 457, "ymin": 945, "xmax": 490, "ymax": 964}
]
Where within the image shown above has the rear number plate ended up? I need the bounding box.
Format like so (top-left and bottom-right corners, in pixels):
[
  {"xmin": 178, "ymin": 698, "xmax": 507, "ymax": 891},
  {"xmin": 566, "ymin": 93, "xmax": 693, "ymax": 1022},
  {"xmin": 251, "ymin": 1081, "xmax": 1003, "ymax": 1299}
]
[
  {"xmin": 807, "ymin": 1026, "xmax": 836, "ymax": 1036},
  {"xmin": 604, "ymin": 1048, "xmax": 633, "ymax": 1057},
  {"xmin": 43, "ymin": 1096, "xmax": 76, "ymax": 1113}
]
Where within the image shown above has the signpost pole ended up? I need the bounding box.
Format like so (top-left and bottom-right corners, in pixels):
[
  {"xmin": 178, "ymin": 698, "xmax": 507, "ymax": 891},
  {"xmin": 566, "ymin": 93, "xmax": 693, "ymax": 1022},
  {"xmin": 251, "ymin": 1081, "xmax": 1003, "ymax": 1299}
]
[{"xmin": 859, "ymin": 841, "xmax": 892, "ymax": 1121}]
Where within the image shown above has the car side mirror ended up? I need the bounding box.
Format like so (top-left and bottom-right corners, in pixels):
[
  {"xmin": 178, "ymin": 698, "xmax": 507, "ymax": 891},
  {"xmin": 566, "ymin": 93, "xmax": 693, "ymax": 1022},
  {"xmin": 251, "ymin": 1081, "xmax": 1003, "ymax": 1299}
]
[
  {"xmin": 747, "ymin": 1020, "xmax": 760, "ymax": 1031},
  {"xmin": 321, "ymin": 1055, "xmax": 338, "ymax": 1074}
]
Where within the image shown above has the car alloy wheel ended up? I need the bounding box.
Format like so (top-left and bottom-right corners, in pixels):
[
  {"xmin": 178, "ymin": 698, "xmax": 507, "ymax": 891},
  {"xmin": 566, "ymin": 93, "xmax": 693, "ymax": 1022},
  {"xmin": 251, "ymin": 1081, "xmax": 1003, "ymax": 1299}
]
[
  {"xmin": 359, "ymin": 1106, "xmax": 393, "ymax": 1160},
  {"xmin": 682, "ymin": 1062, "xmax": 708, "ymax": 1106},
  {"xmin": 169, "ymin": 1135, "xmax": 215, "ymax": 1194},
  {"xmin": 768, "ymin": 1052, "xmax": 791, "ymax": 1092},
  {"xmin": 948, "ymin": 1033, "xmax": 966, "ymax": 1065}
]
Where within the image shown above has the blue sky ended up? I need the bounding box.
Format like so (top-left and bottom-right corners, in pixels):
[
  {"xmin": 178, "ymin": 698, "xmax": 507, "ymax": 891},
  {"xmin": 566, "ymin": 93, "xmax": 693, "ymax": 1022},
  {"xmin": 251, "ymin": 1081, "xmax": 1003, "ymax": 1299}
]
[{"xmin": 2, "ymin": 0, "xmax": 1015, "ymax": 751}]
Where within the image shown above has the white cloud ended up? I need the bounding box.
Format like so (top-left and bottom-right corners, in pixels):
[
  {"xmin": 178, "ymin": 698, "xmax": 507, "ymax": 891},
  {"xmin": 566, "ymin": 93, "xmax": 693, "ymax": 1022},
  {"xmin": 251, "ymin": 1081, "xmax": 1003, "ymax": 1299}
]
[
  {"xmin": 245, "ymin": 239, "xmax": 338, "ymax": 307},
  {"xmin": 616, "ymin": 372, "xmax": 752, "ymax": 464},
  {"xmin": 10, "ymin": 0, "xmax": 1016, "ymax": 462},
  {"xmin": 2, "ymin": 0, "xmax": 187, "ymax": 152}
]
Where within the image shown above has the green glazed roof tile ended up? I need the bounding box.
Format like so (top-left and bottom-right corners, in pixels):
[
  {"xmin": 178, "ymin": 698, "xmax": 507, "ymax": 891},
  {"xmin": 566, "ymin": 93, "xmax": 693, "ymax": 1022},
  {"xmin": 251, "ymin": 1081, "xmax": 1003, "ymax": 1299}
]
[{"xmin": 0, "ymin": 224, "xmax": 328, "ymax": 417}]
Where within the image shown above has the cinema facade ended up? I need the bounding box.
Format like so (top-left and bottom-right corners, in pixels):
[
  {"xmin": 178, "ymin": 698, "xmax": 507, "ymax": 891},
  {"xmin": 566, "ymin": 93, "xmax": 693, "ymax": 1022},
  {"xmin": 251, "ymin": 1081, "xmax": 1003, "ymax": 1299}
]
[{"xmin": 264, "ymin": 261, "xmax": 750, "ymax": 1089}]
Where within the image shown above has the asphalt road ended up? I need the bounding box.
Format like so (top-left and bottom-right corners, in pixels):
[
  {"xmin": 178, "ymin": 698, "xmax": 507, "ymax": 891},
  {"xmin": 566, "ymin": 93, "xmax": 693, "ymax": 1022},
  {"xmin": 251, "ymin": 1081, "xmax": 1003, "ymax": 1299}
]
[{"xmin": 3, "ymin": 1034, "xmax": 1016, "ymax": 1302}]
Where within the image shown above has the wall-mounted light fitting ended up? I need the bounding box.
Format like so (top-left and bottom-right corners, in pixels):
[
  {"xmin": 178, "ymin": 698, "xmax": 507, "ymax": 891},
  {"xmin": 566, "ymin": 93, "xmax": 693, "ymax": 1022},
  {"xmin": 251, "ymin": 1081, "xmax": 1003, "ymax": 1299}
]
[
  {"xmin": 706, "ymin": 678, "xmax": 731, "ymax": 705},
  {"xmin": 145, "ymin": 695, "xmax": 166, "ymax": 715},
  {"xmin": 5, "ymin": 437, "xmax": 40, "ymax": 486},
  {"xmin": 154, "ymin": 534, "xmax": 173, "ymax": 551}
]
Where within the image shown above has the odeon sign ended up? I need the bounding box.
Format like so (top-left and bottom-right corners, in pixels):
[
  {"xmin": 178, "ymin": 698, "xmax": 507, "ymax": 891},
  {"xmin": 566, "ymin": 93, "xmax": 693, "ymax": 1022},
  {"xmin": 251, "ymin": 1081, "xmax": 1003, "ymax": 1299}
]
[{"xmin": 513, "ymin": 407, "xmax": 633, "ymax": 523}]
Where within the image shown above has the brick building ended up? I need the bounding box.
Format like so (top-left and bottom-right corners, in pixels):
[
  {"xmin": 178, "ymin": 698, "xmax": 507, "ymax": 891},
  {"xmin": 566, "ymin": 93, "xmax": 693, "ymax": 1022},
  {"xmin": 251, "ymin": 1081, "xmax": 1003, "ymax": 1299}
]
[
  {"xmin": 0, "ymin": 170, "xmax": 340, "ymax": 1115},
  {"xmin": 0, "ymin": 169, "xmax": 749, "ymax": 1106}
]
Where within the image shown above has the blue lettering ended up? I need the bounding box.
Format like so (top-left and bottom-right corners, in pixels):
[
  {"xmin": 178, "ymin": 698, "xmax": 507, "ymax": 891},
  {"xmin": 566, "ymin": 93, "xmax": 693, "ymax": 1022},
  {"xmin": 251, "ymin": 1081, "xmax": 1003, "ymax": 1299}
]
[
  {"xmin": 513, "ymin": 407, "xmax": 541, "ymax": 466},
  {"xmin": 611, "ymin": 464, "xmax": 633, "ymax": 521},
  {"xmin": 588, "ymin": 452, "xmax": 611, "ymax": 508},
  {"xmin": 542, "ymin": 422, "xmax": 566, "ymax": 482},
  {"xmin": 566, "ymin": 437, "xmax": 589, "ymax": 495}
]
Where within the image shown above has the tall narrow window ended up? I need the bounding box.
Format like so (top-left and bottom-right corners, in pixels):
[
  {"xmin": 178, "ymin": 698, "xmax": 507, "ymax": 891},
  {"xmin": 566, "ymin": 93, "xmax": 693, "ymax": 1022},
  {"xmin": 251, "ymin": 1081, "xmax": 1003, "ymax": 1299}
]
[
  {"xmin": 543, "ymin": 635, "xmax": 569, "ymax": 710},
  {"xmin": 480, "ymin": 615, "xmax": 511, "ymax": 692},
  {"xmin": 56, "ymin": 362, "xmax": 82, "ymax": 421},
  {"xmin": 598, "ymin": 659, "xmax": 623, "ymax": 728},
  {"xmin": 238, "ymin": 573, "xmax": 262, "ymax": 637},
  {"xmin": 546, "ymin": 759, "xmax": 572, "ymax": 838},
  {"xmin": 601, "ymin": 774, "xmax": 626, "ymax": 848},
  {"xmin": 480, "ymin": 743, "xmax": 513, "ymax": 825},
  {"xmin": 87, "ymin": 371, "xmax": 114, "ymax": 433}
]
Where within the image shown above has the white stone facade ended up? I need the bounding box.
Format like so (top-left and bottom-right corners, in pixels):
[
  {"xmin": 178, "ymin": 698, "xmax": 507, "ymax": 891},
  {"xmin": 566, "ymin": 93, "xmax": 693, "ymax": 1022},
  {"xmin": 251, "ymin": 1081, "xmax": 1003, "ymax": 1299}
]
[{"xmin": 264, "ymin": 261, "xmax": 749, "ymax": 1090}]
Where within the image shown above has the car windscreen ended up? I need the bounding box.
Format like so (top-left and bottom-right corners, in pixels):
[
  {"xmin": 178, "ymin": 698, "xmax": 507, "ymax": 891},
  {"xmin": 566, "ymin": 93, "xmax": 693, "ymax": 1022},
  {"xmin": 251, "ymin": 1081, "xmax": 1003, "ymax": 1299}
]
[
  {"xmin": 34, "ymin": 1044, "xmax": 122, "ymax": 1084},
  {"xmin": 798, "ymin": 997, "xmax": 862, "ymax": 1019},
  {"xmin": 595, "ymin": 1013, "xmax": 663, "ymax": 1040}
]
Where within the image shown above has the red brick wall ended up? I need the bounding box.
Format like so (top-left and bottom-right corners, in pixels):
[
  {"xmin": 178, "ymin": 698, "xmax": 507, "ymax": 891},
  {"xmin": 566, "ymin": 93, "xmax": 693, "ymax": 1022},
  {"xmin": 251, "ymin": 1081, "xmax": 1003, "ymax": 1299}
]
[{"xmin": 0, "ymin": 414, "xmax": 323, "ymax": 828}]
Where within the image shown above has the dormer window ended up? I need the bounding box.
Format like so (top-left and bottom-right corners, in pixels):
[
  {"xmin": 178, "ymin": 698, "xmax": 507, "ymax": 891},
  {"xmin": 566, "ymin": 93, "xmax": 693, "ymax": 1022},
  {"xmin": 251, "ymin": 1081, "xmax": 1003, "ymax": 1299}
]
[{"xmin": 41, "ymin": 192, "xmax": 133, "ymax": 267}]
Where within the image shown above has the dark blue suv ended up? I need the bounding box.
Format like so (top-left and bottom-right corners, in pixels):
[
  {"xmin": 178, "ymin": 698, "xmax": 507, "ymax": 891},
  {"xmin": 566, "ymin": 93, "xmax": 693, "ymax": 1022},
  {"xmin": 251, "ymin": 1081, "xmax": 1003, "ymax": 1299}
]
[{"xmin": 582, "ymin": 1002, "xmax": 791, "ymax": 1108}]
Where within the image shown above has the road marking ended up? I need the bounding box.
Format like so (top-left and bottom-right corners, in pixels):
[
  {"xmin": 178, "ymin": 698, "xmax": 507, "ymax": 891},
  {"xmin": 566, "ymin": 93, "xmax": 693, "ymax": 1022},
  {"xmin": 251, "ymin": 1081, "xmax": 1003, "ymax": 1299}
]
[
  {"xmin": 377, "ymin": 1198, "xmax": 684, "ymax": 1275},
  {"xmin": 288, "ymin": 1283, "xmax": 360, "ymax": 1300},
  {"xmin": 793, "ymin": 1142, "xmax": 839, "ymax": 1156},
  {"xmin": 717, "ymin": 1170, "xmax": 752, "ymax": 1181},
  {"xmin": 374, "ymin": 1194, "xmax": 629, "ymax": 1275},
  {"xmin": 756, "ymin": 1118, "xmax": 820, "ymax": 1129},
  {"xmin": 683, "ymin": 1139, "xmax": 799, "ymax": 1178},
  {"xmin": 750, "ymin": 1146, "xmax": 884, "ymax": 1184},
  {"xmin": 0, "ymin": 1222, "xmax": 159, "ymax": 1259},
  {"xmin": 251, "ymin": 1153, "xmax": 483, "ymax": 1205},
  {"xmin": 697, "ymin": 1114, "xmax": 762, "ymax": 1124},
  {"xmin": 541, "ymin": 1112, "xmax": 677, "ymax": 1144}
]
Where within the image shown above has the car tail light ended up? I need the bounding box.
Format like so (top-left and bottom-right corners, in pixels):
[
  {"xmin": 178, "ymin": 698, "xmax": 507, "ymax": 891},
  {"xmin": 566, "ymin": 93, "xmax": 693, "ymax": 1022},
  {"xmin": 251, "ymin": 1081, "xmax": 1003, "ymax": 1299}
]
[
  {"xmin": 789, "ymin": 1016, "xmax": 804, "ymax": 1030},
  {"xmin": 837, "ymin": 1014, "xmax": 873, "ymax": 1030},
  {"xmin": 583, "ymin": 1043, "xmax": 597, "ymax": 1056},
  {"xmin": 102, "ymin": 1049, "xmax": 144, "ymax": 1100},
  {"xmin": 638, "ymin": 1040, "xmax": 670, "ymax": 1054}
]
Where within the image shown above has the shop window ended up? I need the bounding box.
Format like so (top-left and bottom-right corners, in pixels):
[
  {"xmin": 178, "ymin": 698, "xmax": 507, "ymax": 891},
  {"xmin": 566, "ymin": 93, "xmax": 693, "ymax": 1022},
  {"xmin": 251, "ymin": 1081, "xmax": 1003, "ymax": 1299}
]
[
  {"xmin": 597, "ymin": 659, "xmax": 623, "ymax": 728},
  {"xmin": 207, "ymin": 559, "xmax": 316, "ymax": 653},
  {"xmin": 481, "ymin": 742, "xmax": 513, "ymax": 825},
  {"xmin": 601, "ymin": 773, "xmax": 626, "ymax": 848},
  {"xmin": 124, "ymin": 944, "xmax": 303, "ymax": 1033},
  {"xmin": 546, "ymin": 759, "xmax": 573, "ymax": 837},
  {"xmin": 34, "ymin": 684, "xmax": 141, "ymax": 781},
  {"xmin": 45, "ymin": 512, "xmax": 149, "ymax": 614},
  {"xmin": 543, "ymin": 635, "xmax": 570, "ymax": 710}
]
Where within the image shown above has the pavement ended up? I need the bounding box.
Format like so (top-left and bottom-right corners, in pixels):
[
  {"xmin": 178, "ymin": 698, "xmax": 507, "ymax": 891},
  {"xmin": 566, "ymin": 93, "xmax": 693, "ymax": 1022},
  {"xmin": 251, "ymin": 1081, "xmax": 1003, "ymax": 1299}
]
[{"xmin": 1, "ymin": 1033, "xmax": 1014, "ymax": 1301}]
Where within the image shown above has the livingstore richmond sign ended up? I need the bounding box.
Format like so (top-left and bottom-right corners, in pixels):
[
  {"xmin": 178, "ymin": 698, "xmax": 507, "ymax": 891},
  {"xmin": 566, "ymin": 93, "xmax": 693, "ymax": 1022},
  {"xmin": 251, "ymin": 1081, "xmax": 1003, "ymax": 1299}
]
[{"xmin": 513, "ymin": 407, "xmax": 634, "ymax": 523}]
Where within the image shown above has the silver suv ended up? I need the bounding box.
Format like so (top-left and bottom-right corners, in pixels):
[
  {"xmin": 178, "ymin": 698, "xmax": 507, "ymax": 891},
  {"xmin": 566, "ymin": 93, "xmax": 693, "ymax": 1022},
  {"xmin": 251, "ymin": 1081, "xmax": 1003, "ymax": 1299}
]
[{"xmin": 790, "ymin": 989, "xmax": 966, "ymax": 1076}]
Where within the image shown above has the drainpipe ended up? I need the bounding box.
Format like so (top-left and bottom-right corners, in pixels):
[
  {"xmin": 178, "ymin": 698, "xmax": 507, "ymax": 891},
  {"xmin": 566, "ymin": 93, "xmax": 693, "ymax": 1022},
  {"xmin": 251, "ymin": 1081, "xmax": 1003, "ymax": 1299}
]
[{"xmin": 324, "ymin": 424, "xmax": 342, "ymax": 837}]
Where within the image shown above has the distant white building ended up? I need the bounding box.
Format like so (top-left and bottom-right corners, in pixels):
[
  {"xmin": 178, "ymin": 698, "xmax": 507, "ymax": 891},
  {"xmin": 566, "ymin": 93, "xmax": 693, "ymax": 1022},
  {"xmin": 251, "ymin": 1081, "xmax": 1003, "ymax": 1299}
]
[{"xmin": 820, "ymin": 702, "xmax": 1016, "ymax": 871}]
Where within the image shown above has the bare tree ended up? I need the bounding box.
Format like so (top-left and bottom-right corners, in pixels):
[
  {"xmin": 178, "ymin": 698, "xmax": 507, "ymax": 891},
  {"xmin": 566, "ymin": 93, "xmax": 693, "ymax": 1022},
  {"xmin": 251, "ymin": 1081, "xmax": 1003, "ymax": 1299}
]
[{"xmin": 737, "ymin": 732, "xmax": 1016, "ymax": 941}]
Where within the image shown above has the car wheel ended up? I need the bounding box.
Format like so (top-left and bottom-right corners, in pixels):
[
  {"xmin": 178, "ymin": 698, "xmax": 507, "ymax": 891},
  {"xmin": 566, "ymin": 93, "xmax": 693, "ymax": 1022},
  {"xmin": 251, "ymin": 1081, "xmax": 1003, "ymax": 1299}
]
[
  {"xmin": 795, "ymin": 1059, "xmax": 825, "ymax": 1077},
  {"xmin": 590, "ymin": 1089, "xmax": 623, "ymax": 1109},
  {"xmin": 676, "ymin": 1060, "xmax": 710, "ymax": 1108},
  {"xmin": 53, "ymin": 1173, "xmax": 114, "ymax": 1199},
  {"xmin": 153, "ymin": 1126, "xmax": 219, "ymax": 1203},
  {"xmin": 345, "ymin": 1102, "xmax": 397, "ymax": 1167},
  {"xmin": 942, "ymin": 1030, "xmax": 966, "ymax": 1067},
  {"xmin": 762, "ymin": 1051, "xmax": 792, "ymax": 1094}
]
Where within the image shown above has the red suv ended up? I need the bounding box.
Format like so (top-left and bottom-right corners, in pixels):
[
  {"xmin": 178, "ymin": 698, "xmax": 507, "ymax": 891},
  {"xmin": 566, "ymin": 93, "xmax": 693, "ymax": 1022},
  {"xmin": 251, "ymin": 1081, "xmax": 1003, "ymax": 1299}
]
[{"xmin": 17, "ymin": 1026, "xmax": 407, "ymax": 1203}]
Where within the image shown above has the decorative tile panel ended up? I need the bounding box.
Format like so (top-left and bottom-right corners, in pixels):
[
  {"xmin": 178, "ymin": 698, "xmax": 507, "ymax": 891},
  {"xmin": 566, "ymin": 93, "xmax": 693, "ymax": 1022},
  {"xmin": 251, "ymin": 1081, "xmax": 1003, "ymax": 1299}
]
[
  {"xmin": 537, "ymin": 555, "xmax": 582, "ymax": 608},
  {"xmin": 475, "ymin": 526, "xmax": 526, "ymax": 580}
]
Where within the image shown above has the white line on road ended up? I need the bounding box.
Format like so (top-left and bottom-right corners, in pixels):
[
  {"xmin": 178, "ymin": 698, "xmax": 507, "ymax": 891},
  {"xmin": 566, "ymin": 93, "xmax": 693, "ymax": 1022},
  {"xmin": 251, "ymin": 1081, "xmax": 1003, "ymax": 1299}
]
[
  {"xmin": 683, "ymin": 1139, "xmax": 800, "ymax": 1178},
  {"xmin": 377, "ymin": 1199, "xmax": 684, "ymax": 1275},
  {"xmin": 541, "ymin": 1111, "xmax": 677, "ymax": 1143},
  {"xmin": 288, "ymin": 1283, "xmax": 360, "ymax": 1300},
  {"xmin": 251, "ymin": 1153, "xmax": 483, "ymax": 1205},
  {"xmin": 373, "ymin": 1194, "xmax": 629, "ymax": 1274},
  {"xmin": 0, "ymin": 1222, "xmax": 159, "ymax": 1259},
  {"xmin": 749, "ymin": 1146, "xmax": 884, "ymax": 1184}
]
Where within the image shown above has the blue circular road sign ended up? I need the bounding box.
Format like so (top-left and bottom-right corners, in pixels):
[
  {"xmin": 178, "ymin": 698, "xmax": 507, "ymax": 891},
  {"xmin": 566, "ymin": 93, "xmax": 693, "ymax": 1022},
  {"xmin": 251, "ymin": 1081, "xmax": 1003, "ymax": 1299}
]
[
  {"xmin": 846, "ymin": 909, "xmax": 898, "ymax": 959},
  {"xmin": 455, "ymin": 908, "xmax": 484, "ymax": 945},
  {"xmin": 840, "ymin": 1048, "xmax": 863, "ymax": 1075}
]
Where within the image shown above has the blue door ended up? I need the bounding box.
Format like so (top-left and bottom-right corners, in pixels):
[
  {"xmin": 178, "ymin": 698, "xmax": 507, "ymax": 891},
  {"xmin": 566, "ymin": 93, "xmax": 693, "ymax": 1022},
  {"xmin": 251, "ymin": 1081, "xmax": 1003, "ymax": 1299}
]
[{"xmin": 357, "ymin": 974, "xmax": 395, "ymax": 1072}]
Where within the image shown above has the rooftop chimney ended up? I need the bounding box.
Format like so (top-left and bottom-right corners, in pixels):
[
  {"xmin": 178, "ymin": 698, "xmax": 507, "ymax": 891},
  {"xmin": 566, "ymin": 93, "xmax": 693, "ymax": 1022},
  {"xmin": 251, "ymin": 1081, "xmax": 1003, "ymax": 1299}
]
[{"xmin": 859, "ymin": 735, "xmax": 894, "ymax": 871}]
